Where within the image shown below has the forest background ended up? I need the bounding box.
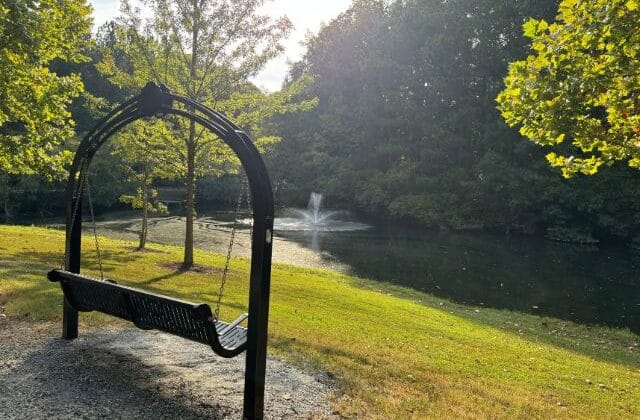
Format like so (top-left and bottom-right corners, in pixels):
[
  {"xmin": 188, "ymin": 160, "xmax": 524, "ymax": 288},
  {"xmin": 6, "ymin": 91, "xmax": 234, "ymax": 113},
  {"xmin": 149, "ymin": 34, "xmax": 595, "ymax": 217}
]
[{"xmin": 3, "ymin": 0, "xmax": 638, "ymax": 247}]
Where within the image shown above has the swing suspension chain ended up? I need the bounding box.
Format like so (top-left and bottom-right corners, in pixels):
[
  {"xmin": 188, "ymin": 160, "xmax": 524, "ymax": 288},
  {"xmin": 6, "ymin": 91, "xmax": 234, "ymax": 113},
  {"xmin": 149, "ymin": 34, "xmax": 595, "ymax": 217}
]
[
  {"xmin": 84, "ymin": 171, "xmax": 105, "ymax": 281},
  {"xmin": 213, "ymin": 175, "xmax": 248, "ymax": 320},
  {"xmin": 245, "ymin": 177, "xmax": 253, "ymax": 239},
  {"xmin": 60, "ymin": 160, "xmax": 104, "ymax": 282}
]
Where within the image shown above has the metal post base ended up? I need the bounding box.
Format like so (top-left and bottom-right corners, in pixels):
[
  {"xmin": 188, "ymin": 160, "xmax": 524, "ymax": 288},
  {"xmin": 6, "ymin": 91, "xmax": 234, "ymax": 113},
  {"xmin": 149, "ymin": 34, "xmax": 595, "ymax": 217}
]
[{"xmin": 62, "ymin": 298, "xmax": 78, "ymax": 339}]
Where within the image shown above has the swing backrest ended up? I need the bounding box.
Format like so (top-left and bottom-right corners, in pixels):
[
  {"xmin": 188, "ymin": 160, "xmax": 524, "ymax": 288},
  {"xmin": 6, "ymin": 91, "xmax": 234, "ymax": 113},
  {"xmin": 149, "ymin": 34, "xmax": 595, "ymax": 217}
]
[{"xmin": 49, "ymin": 269, "xmax": 247, "ymax": 357}]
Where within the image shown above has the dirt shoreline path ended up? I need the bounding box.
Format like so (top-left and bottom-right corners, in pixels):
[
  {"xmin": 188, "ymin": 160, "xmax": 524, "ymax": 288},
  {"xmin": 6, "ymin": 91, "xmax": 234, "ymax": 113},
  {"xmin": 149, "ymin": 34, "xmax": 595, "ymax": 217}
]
[
  {"xmin": 42, "ymin": 215, "xmax": 352, "ymax": 274},
  {"xmin": 0, "ymin": 320, "xmax": 336, "ymax": 419}
]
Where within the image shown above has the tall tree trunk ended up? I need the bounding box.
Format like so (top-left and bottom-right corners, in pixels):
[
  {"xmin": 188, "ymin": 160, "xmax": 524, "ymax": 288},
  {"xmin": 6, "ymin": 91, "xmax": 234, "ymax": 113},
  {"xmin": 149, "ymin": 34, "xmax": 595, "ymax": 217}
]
[
  {"xmin": 3, "ymin": 197, "xmax": 10, "ymax": 224},
  {"xmin": 183, "ymin": 131, "xmax": 196, "ymax": 268},
  {"xmin": 183, "ymin": 2, "xmax": 199, "ymax": 269},
  {"xmin": 0, "ymin": 178, "xmax": 9, "ymax": 224},
  {"xmin": 3, "ymin": 190, "xmax": 11, "ymax": 224}
]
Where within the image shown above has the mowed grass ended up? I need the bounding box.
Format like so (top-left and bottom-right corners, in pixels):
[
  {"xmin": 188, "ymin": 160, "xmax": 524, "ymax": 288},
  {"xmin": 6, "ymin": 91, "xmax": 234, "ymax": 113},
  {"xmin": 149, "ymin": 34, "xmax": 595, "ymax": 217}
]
[{"xmin": 1, "ymin": 225, "xmax": 639, "ymax": 418}]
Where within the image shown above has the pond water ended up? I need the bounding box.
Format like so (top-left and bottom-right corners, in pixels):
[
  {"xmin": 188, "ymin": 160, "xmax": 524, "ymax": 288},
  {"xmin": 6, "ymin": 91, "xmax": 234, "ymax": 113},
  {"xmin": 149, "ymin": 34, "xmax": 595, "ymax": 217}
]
[
  {"xmin": 58, "ymin": 211, "xmax": 640, "ymax": 333},
  {"xmin": 279, "ymin": 226, "xmax": 640, "ymax": 333}
]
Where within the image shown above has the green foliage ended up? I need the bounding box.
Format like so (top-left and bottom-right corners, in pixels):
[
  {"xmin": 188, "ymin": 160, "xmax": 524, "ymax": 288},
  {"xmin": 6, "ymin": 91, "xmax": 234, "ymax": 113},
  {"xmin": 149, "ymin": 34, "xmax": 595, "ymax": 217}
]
[
  {"xmin": 268, "ymin": 0, "xmax": 640, "ymax": 243},
  {"xmin": 0, "ymin": 172, "xmax": 63, "ymax": 222},
  {"xmin": 272, "ymin": 1, "xmax": 562, "ymax": 229},
  {"xmin": 0, "ymin": 0, "xmax": 92, "ymax": 178},
  {"xmin": 97, "ymin": 17, "xmax": 317, "ymax": 174},
  {"xmin": 119, "ymin": 187, "xmax": 168, "ymax": 215},
  {"xmin": 110, "ymin": 119, "xmax": 178, "ymax": 181},
  {"xmin": 545, "ymin": 226, "xmax": 600, "ymax": 244},
  {"xmin": 497, "ymin": 0, "xmax": 640, "ymax": 178},
  {"xmin": 110, "ymin": 119, "xmax": 176, "ymax": 248},
  {"xmin": 97, "ymin": 1, "xmax": 316, "ymax": 265}
]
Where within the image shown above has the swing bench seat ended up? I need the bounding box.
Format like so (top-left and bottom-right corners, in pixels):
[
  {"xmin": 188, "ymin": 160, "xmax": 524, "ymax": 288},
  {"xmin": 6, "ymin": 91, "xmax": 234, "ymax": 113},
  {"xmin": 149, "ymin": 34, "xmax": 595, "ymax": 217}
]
[{"xmin": 48, "ymin": 269, "xmax": 248, "ymax": 358}]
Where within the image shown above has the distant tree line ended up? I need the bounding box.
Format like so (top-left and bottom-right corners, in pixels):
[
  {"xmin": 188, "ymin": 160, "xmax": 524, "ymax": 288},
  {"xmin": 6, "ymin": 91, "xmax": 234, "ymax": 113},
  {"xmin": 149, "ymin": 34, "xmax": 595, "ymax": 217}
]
[
  {"xmin": 268, "ymin": 0, "xmax": 640, "ymax": 244},
  {"xmin": 3, "ymin": 0, "xmax": 640, "ymax": 246}
]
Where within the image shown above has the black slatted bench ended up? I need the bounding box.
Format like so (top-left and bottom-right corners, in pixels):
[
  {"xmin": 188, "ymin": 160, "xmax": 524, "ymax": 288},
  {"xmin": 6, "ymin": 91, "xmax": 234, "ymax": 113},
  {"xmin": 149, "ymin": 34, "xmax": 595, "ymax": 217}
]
[{"xmin": 48, "ymin": 269, "xmax": 247, "ymax": 358}]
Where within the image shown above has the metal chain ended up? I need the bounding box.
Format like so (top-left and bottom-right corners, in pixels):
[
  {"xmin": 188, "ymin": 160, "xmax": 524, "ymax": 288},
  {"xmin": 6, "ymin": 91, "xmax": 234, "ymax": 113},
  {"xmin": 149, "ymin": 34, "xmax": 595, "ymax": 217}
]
[
  {"xmin": 245, "ymin": 175, "xmax": 253, "ymax": 240},
  {"xmin": 213, "ymin": 176, "xmax": 247, "ymax": 320},
  {"xmin": 84, "ymin": 172, "xmax": 105, "ymax": 281}
]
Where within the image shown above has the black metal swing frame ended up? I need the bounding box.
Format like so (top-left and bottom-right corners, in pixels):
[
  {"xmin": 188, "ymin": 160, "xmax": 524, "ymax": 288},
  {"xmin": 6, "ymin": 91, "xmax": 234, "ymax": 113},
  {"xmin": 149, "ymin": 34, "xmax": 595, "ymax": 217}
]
[{"xmin": 48, "ymin": 82, "xmax": 275, "ymax": 420}]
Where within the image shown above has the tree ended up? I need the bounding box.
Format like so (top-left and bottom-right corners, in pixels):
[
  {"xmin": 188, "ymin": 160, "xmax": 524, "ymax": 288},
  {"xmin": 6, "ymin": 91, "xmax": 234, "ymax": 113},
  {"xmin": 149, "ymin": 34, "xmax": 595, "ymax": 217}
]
[
  {"xmin": 111, "ymin": 120, "xmax": 174, "ymax": 250},
  {"xmin": 0, "ymin": 0, "xmax": 92, "ymax": 178},
  {"xmin": 101, "ymin": 1, "xmax": 315, "ymax": 268},
  {"xmin": 271, "ymin": 0, "xmax": 560, "ymax": 232},
  {"xmin": 497, "ymin": 0, "xmax": 640, "ymax": 178}
]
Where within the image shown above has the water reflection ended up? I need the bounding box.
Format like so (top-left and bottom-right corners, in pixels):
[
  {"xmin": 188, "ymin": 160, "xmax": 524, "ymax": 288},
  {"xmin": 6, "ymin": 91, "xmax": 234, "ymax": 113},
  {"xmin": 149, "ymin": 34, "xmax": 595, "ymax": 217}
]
[{"xmin": 277, "ymin": 226, "xmax": 640, "ymax": 333}]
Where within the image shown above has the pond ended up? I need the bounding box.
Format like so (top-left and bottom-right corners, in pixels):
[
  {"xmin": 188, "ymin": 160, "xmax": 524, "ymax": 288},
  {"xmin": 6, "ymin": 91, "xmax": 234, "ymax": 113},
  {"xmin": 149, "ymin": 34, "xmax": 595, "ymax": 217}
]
[
  {"xmin": 280, "ymin": 226, "xmax": 640, "ymax": 333},
  {"xmin": 57, "ymin": 211, "xmax": 640, "ymax": 333}
]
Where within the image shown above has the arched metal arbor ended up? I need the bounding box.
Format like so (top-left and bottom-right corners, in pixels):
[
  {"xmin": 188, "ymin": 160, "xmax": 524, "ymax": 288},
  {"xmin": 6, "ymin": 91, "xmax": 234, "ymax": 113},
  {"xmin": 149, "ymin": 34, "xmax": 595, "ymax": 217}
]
[{"xmin": 53, "ymin": 82, "xmax": 274, "ymax": 419}]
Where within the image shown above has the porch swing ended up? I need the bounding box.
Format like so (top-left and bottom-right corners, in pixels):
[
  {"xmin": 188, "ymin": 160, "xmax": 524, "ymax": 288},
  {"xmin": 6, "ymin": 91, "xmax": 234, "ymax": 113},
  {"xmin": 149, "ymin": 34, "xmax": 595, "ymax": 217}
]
[{"xmin": 46, "ymin": 82, "xmax": 275, "ymax": 420}]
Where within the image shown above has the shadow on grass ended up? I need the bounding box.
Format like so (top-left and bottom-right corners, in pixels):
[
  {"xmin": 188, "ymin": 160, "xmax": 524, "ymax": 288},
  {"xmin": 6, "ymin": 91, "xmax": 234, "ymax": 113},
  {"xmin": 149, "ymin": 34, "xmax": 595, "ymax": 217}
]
[
  {"xmin": 136, "ymin": 280, "xmax": 250, "ymax": 315},
  {"xmin": 13, "ymin": 248, "xmax": 146, "ymax": 274},
  {"xmin": 0, "ymin": 258, "xmax": 52, "ymax": 277},
  {"xmin": 1, "ymin": 284, "xmax": 61, "ymax": 320},
  {"xmin": 138, "ymin": 268, "xmax": 189, "ymax": 286}
]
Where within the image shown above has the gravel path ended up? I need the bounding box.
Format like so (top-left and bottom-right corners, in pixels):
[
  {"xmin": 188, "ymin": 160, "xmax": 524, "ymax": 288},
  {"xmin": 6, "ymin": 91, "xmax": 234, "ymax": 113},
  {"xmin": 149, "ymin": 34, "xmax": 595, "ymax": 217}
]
[{"xmin": 0, "ymin": 319, "xmax": 336, "ymax": 419}]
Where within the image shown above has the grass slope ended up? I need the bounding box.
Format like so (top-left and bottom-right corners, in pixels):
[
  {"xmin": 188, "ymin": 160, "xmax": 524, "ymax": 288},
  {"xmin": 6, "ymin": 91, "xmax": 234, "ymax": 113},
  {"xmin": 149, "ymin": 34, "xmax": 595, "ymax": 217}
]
[{"xmin": 0, "ymin": 225, "xmax": 638, "ymax": 418}]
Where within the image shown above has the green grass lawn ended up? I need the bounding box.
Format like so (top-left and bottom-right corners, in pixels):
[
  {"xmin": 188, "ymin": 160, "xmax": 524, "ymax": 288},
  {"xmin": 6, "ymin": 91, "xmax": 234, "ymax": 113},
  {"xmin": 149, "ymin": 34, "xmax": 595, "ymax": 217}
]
[{"xmin": 1, "ymin": 225, "xmax": 638, "ymax": 418}]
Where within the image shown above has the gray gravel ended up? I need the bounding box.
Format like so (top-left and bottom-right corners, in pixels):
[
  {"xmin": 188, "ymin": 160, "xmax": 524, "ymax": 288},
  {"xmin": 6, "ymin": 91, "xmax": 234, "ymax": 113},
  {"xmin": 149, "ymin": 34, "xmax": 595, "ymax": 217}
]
[{"xmin": 0, "ymin": 320, "xmax": 336, "ymax": 419}]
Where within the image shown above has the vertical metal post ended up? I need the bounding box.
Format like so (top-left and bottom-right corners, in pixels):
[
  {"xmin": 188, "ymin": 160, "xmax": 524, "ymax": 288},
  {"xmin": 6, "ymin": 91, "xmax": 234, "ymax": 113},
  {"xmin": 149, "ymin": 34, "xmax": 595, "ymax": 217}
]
[
  {"xmin": 242, "ymin": 217, "xmax": 274, "ymax": 420},
  {"xmin": 63, "ymin": 194, "xmax": 82, "ymax": 339},
  {"xmin": 62, "ymin": 299, "xmax": 78, "ymax": 339}
]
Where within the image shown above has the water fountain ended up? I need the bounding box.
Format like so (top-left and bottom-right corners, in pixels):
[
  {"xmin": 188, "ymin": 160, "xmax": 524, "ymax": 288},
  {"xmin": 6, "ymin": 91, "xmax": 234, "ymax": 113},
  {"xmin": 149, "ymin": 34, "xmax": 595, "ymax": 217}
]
[
  {"xmin": 308, "ymin": 192, "xmax": 324, "ymax": 224},
  {"xmin": 274, "ymin": 192, "xmax": 369, "ymax": 232}
]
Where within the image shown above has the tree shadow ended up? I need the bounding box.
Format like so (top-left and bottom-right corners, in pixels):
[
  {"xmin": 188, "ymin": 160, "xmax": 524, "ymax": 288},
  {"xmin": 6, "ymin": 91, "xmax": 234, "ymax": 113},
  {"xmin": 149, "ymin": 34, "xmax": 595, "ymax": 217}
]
[
  {"xmin": 0, "ymin": 258, "xmax": 51, "ymax": 276},
  {"xmin": 1, "ymin": 248, "xmax": 248, "ymax": 322},
  {"xmin": 139, "ymin": 264, "xmax": 236, "ymax": 286},
  {"xmin": 138, "ymin": 267, "xmax": 189, "ymax": 286},
  {"xmin": 13, "ymin": 247, "xmax": 146, "ymax": 274}
]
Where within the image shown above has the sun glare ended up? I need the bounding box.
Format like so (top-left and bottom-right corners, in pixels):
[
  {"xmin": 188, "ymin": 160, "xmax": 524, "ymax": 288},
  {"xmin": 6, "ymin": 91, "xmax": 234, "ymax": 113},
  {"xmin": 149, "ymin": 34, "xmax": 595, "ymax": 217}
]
[{"xmin": 89, "ymin": 0, "xmax": 352, "ymax": 91}]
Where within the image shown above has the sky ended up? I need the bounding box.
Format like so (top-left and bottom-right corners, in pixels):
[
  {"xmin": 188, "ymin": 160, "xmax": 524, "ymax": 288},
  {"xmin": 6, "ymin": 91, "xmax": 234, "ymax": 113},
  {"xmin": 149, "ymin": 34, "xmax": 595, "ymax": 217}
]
[{"xmin": 89, "ymin": 0, "xmax": 352, "ymax": 91}]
